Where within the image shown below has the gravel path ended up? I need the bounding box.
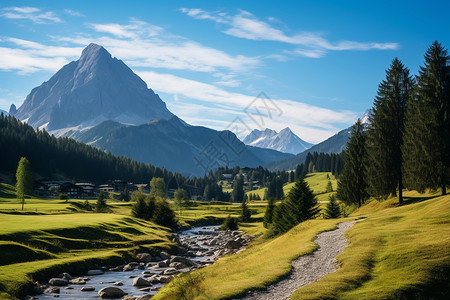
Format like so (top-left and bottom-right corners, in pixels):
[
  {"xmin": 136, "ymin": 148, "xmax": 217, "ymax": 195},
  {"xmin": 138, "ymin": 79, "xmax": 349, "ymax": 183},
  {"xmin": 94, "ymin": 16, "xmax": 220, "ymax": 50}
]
[{"xmin": 239, "ymin": 221, "xmax": 357, "ymax": 300}]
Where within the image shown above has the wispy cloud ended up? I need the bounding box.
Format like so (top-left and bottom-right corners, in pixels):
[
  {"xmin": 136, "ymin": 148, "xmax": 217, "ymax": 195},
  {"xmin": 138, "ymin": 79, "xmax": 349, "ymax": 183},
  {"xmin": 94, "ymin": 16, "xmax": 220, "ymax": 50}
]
[
  {"xmin": 180, "ymin": 8, "xmax": 399, "ymax": 58},
  {"xmin": 55, "ymin": 19, "xmax": 261, "ymax": 73},
  {"xmin": 138, "ymin": 71, "xmax": 356, "ymax": 143},
  {"xmin": 0, "ymin": 19, "xmax": 260, "ymax": 74},
  {"xmin": 0, "ymin": 38, "xmax": 81, "ymax": 73},
  {"xmin": 1, "ymin": 6, "xmax": 62, "ymax": 23},
  {"xmin": 63, "ymin": 9, "xmax": 84, "ymax": 17}
]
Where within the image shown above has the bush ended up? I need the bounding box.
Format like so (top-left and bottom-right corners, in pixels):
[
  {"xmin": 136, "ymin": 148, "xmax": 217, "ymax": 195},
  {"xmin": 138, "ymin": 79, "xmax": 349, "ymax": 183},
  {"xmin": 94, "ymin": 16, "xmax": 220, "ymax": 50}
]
[
  {"xmin": 220, "ymin": 215, "xmax": 238, "ymax": 231},
  {"xmin": 82, "ymin": 199, "xmax": 92, "ymax": 211},
  {"xmin": 153, "ymin": 199, "xmax": 177, "ymax": 228},
  {"xmin": 59, "ymin": 193, "xmax": 69, "ymax": 201},
  {"xmin": 95, "ymin": 191, "xmax": 108, "ymax": 212}
]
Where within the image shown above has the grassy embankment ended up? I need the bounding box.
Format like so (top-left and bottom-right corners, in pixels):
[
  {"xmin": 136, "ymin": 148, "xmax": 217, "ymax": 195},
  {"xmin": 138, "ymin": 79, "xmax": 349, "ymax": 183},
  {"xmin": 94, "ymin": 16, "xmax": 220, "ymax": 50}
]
[
  {"xmin": 0, "ymin": 185, "xmax": 175, "ymax": 300},
  {"xmin": 154, "ymin": 191, "xmax": 450, "ymax": 299}
]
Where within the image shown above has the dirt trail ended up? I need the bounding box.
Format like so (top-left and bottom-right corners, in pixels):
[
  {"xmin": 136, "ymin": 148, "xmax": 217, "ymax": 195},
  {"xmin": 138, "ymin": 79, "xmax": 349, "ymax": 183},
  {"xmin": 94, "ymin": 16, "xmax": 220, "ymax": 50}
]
[{"xmin": 239, "ymin": 221, "xmax": 357, "ymax": 300}]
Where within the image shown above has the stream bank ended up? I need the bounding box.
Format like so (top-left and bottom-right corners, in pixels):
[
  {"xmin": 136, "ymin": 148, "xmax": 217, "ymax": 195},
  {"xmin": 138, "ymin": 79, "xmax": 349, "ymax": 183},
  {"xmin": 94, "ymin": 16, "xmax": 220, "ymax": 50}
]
[{"xmin": 27, "ymin": 226, "xmax": 259, "ymax": 299}]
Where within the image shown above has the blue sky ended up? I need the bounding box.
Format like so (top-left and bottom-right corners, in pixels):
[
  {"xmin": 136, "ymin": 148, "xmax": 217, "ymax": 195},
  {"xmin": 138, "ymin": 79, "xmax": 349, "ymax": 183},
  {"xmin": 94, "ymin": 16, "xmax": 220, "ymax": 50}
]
[{"xmin": 0, "ymin": 0, "xmax": 449, "ymax": 143}]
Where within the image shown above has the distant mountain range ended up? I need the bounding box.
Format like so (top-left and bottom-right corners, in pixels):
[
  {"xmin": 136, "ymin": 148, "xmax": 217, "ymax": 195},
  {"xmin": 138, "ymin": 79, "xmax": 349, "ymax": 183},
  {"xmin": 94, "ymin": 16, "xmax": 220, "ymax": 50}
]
[
  {"xmin": 243, "ymin": 127, "xmax": 313, "ymax": 154},
  {"xmin": 266, "ymin": 111, "xmax": 370, "ymax": 170},
  {"xmin": 11, "ymin": 44, "xmax": 292, "ymax": 176},
  {"xmin": 73, "ymin": 116, "xmax": 293, "ymax": 175}
]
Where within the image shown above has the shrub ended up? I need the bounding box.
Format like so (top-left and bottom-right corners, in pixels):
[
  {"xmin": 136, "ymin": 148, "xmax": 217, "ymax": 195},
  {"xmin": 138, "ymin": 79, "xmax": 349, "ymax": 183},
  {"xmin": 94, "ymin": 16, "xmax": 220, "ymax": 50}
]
[
  {"xmin": 220, "ymin": 215, "xmax": 238, "ymax": 231},
  {"xmin": 153, "ymin": 199, "xmax": 177, "ymax": 228}
]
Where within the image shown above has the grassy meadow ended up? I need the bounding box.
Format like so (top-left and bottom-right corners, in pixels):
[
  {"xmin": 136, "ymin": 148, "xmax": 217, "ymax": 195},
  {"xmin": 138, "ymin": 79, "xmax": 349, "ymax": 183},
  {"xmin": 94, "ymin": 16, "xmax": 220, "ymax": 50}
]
[
  {"xmin": 1, "ymin": 173, "xmax": 448, "ymax": 299},
  {"xmin": 154, "ymin": 192, "xmax": 450, "ymax": 300}
]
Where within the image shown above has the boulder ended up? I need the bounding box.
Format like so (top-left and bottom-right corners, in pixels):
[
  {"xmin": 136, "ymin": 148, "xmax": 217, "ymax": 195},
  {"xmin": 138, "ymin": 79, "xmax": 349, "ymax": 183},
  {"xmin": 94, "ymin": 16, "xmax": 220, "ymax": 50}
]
[
  {"xmin": 98, "ymin": 286, "xmax": 127, "ymax": 298},
  {"xmin": 87, "ymin": 269, "xmax": 104, "ymax": 275},
  {"xmin": 123, "ymin": 264, "xmax": 134, "ymax": 271},
  {"xmin": 121, "ymin": 296, "xmax": 137, "ymax": 300},
  {"xmin": 69, "ymin": 278, "xmax": 86, "ymax": 285},
  {"xmin": 81, "ymin": 286, "xmax": 95, "ymax": 292},
  {"xmin": 170, "ymin": 256, "xmax": 196, "ymax": 267},
  {"xmin": 44, "ymin": 287, "xmax": 60, "ymax": 294},
  {"xmin": 114, "ymin": 281, "xmax": 123, "ymax": 286},
  {"xmin": 58, "ymin": 273, "xmax": 73, "ymax": 281},
  {"xmin": 48, "ymin": 278, "xmax": 68, "ymax": 286},
  {"xmin": 158, "ymin": 275, "xmax": 174, "ymax": 283},
  {"xmin": 170, "ymin": 262, "xmax": 188, "ymax": 269},
  {"xmin": 226, "ymin": 240, "xmax": 242, "ymax": 249},
  {"xmin": 132, "ymin": 277, "xmax": 152, "ymax": 287},
  {"xmin": 162, "ymin": 267, "xmax": 178, "ymax": 275},
  {"xmin": 136, "ymin": 253, "xmax": 153, "ymax": 263},
  {"xmin": 159, "ymin": 251, "xmax": 171, "ymax": 260},
  {"xmin": 157, "ymin": 260, "xmax": 168, "ymax": 268}
]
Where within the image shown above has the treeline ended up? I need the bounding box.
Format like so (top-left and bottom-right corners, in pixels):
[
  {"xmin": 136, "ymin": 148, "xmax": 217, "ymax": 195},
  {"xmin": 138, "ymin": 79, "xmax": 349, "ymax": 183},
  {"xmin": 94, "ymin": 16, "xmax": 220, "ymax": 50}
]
[
  {"xmin": 338, "ymin": 41, "xmax": 450, "ymax": 207},
  {"xmin": 1, "ymin": 114, "xmax": 342, "ymax": 201},
  {"xmin": 295, "ymin": 152, "xmax": 344, "ymax": 178}
]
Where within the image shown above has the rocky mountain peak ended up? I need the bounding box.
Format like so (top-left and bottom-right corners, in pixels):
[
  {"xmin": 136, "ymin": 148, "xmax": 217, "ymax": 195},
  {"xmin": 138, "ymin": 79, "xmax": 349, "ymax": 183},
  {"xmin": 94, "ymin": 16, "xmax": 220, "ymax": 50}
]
[{"xmin": 14, "ymin": 43, "xmax": 173, "ymax": 133}]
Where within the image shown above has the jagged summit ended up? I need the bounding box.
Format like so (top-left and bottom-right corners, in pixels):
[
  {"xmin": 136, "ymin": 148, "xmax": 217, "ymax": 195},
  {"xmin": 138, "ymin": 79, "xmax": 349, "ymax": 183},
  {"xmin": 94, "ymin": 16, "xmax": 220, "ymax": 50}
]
[
  {"xmin": 15, "ymin": 43, "xmax": 173, "ymax": 133},
  {"xmin": 243, "ymin": 127, "xmax": 313, "ymax": 155}
]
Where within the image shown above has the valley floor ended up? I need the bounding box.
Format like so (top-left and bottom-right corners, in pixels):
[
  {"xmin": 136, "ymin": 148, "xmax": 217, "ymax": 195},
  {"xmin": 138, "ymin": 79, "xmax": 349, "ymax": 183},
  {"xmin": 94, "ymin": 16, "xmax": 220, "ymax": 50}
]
[{"xmin": 154, "ymin": 193, "xmax": 450, "ymax": 300}]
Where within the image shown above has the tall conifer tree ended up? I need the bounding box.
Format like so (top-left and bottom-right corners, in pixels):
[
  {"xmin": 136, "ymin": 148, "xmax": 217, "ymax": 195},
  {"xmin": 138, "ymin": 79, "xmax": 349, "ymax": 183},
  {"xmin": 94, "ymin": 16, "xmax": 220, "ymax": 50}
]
[
  {"xmin": 366, "ymin": 58, "xmax": 414, "ymax": 204},
  {"xmin": 403, "ymin": 41, "xmax": 450, "ymax": 195},
  {"xmin": 337, "ymin": 119, "xmax": 369, "ymax": 207}
]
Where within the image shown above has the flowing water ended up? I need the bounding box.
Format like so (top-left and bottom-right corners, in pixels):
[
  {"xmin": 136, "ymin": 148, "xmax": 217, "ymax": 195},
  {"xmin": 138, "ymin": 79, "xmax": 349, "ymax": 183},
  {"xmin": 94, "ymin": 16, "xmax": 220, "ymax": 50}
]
[{"xmin": 33, "ymin": 226, "xmax": 221, "ymax": 299}]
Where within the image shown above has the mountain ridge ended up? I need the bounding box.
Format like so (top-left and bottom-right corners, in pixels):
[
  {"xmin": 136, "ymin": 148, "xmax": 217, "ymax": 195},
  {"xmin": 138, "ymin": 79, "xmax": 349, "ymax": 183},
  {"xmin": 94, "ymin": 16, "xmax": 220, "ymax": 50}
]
[{"xmin": 243, "ymin": 127, "xmax": 313, "ymax": 154}]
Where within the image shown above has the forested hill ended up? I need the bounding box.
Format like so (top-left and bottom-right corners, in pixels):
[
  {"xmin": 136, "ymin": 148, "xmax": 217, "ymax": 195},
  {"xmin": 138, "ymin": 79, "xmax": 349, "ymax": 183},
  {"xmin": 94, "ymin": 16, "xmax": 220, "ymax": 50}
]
[{"xmin": 0, "ymin": 113, "xmax": 174, "ymax": 184}]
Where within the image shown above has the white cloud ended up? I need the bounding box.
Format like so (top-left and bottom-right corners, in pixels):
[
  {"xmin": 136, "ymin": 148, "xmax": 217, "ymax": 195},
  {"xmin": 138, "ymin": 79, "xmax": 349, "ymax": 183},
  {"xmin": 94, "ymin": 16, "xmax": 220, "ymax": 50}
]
[
  {"xmin": 0, "ymin": 38, "xmax": 82, "ymax": 73},
  {"xmin": 63, "ymin": 9, "xmax": 84, "ymax": 17},
  {"xmin": 1, "ymin": 6, "xmax": 62, "ymax": 23},
  {"xmin": 51, "ymin": 19, "xmax": 261, "ymax": 73},
  {"xmin": 138, "ymin": 71, "xmax": 356, "ymax": 143},
  {"xmin": 180, "ymin": 8, "xmax": 399, "ymax": 58},
  {"xmin": 0, "ymin": 19, "xmax": 260, "ymax": 75}
]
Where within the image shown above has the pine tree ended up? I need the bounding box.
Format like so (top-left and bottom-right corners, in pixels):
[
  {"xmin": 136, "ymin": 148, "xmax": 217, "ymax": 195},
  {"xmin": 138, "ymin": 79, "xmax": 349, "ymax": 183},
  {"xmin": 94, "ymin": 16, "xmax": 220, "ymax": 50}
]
[
  {"xmin": 326, "ymin": 180, "xmax": 333, "ymax": 193},
  {"xmin": 366, "ymin": 58, "xmax": 414, "ymax": 204},
  {"xmin": 15, "ymin": 157, "xmax": 33, "ymax": 211},
  {"xmin": 132, "ymin": 191, "xmax": 147, "ymax": 219},
  {"xmin": 324, "ymin": 194, "xmax": 341, "ymax": 219},
  {"xmin": 337, "ymin": 119, "xmax": 369, "ymax": 207},
  {"xmin": 263, "ymin": 197, "xmax": 275, "ymax": 228},
  {"xmin": 174, "ymin": 188, "xmax": 188, "ymax": 216},
  {"xmin": 271, "ymin": 177, "xmax": 319, "ymax": 235},
  {"xmin": 95, "ymin": 191, "xmax": 107, "ymax": 212},
  {"xmin": 240, "ymin": 197, "xmax": 252, "ymax": 222},
  {"xmin": 403, "ymin": 41, "xmax": 450, "ymax": 195},
  {"xmin": 232, "ymin": 175, "xmax": 245, "ymax": 203}
]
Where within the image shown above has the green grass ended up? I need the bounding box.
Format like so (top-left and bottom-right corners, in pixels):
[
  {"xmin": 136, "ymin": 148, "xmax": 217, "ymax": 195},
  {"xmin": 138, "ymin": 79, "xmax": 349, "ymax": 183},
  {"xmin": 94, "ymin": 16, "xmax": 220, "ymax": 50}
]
[
  {"xmin": 154, "ymin": 191, "xmax": 449, "ymax": 300},
  {"xmin": 176, "ymin": 202, "xmax": 267, "ymax": 227},
  {"xmin": 153, "ymin": 218, "xmax": 347, "ymax": 300},
  {"xmin": 292, "ymin": 194, "xmax": 450, "ymax": 300},
  {"xmin": 0, "ymin": 213, "xmax": 173, "ymax": 299}
]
